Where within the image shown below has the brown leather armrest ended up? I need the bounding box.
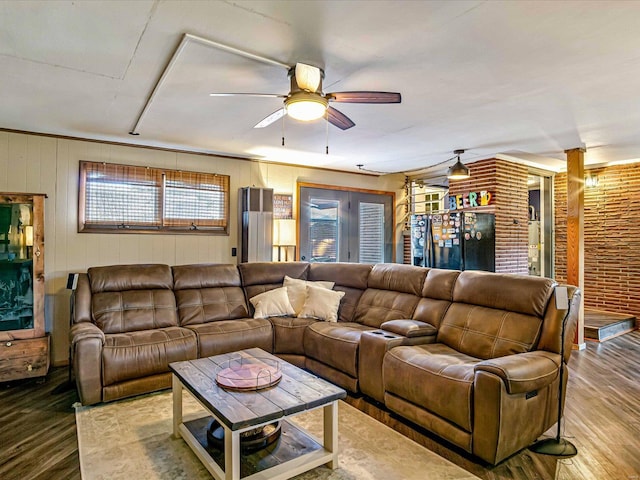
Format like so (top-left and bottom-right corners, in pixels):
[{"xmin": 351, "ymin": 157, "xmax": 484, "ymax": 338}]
[
  {"xmin": 70, "ymin": 322, "xmax": 104, "ymax": 405},
  {"xmin": 474, "ymin": 350, "xmax": 560, "ymax": 394},
  {"xmin": 380, "ymin": 319, "xmax": 437, "ymax": 338},
  {"xmin": 72, "ymin": 274, "xmax": 93, "ymax": 324},
  {"xmin": 70, "ymin": 322, "xmax": 105, "ymax": 346}
]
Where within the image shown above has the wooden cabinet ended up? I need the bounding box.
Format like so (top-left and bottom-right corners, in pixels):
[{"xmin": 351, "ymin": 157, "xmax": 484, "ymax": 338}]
[
  {"xmin": 0, "ymin": 336, "xmax": 50, "ymax": 382},
  {"xmin": 0, "ymin": 193, "xmax": 48, "ymax": 382}
]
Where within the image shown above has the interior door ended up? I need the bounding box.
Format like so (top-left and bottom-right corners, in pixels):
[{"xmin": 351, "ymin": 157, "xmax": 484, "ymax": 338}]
[{"xmin": 298, "ymin": 186, "xmax": 393, "ymax": 263}]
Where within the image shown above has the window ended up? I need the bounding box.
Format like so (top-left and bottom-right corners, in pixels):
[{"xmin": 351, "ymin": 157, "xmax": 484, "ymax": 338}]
[
  {"xmin": 309, "ymin": 199, "xmax": 340, "ymax": 262},
  {"xmin": 410, "ymin": 182, "xmax": 446, "ymax": 214},
  {"xmin": 298, "ymin": 185, "xmax": 394, "ymax": 263},
  {"xmin": 78, "ymin": 161, "xmax": 230, "ymax": 234}
]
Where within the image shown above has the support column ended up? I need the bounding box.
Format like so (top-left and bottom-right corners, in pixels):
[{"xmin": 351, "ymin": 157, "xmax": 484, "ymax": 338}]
[{"xmin": 565, "ymin": 147, "xmax": 586, "ymax": 350}]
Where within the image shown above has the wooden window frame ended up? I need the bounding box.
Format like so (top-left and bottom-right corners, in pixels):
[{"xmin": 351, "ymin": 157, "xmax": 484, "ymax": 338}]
[{"xmin": 78, "ymin": 161, "xmax": 230, "ymax": 235}]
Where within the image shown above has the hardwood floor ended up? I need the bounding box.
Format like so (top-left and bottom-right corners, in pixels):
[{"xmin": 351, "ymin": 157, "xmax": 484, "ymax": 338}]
[
  {"xmin": 0, "ymin": 368, "xmax": 79, "ymax": 480},
  {"xmin": 1, "ymin": 331, "xmax": 639, "ymax": 480}
]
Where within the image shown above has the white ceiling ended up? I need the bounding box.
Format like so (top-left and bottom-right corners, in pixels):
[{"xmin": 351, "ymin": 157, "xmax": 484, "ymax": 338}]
[{"xmin": 1, "ymin": 0, "xmax": 640, "ymax": 175}]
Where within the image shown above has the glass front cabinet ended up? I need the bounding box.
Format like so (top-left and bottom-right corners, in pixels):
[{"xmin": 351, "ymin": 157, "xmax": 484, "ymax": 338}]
[{"xmin": 0, "ymin": 193, "xmax": 48, "ymax": 382}]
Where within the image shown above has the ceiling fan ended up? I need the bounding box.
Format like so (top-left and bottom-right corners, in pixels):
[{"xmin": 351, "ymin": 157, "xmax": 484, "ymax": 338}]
[{"xmin": 210, "ymin": 63, "xmax": 401, "ymax": 130}]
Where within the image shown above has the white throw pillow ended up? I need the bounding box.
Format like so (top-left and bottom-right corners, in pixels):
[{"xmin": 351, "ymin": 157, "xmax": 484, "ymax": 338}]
[
  {"xmin": 249, "ymin": 287, "xmax": 295, "ymax": 319},
  {"xmin": 298, "ymin": 285, "xmax": 345, "ymax": 322},
  {"xmin": 283, "ymin": 275, "xmax": 335, "ymax": 315}
]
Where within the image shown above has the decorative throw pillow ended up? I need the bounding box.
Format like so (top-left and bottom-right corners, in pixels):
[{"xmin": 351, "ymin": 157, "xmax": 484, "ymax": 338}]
[
  {"xmin": 298, "ymin": 285, "xmax": 345, "ymax": 322},
  {"xmin": 283, "ymin": 275, "xmax": 335, "ymax": 315},
  {"xmin": 249, "ymin": 287, "xmax": 295, "ymax": 319}
]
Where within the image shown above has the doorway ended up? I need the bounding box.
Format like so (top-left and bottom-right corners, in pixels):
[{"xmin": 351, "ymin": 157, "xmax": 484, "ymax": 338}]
[
  {"xmin": 298, "ymin": 185, "xmax": 394, "ymax": 263},
  {"xmin": 528, "ymin": 173, "xmax": 553, "ymax": 277}
]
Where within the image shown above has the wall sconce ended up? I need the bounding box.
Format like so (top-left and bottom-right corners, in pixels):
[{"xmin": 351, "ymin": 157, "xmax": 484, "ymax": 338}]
[
  {"xmin": 585, "ymin": 174, "xmax": 599, "ymax": 188},
  {"xmin": 273, "ymin": 219, "xmax": 296, "ymax": 262}
]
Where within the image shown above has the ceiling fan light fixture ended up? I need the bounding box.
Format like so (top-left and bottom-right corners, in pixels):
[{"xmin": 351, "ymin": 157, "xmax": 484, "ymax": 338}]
[
  {"xmin": 447, "ymin": 149, "xmax": 471, "ymax": 180},
  {"xmin": 285, "ymin": 91, "xmax": 328, "ymax": 121}
]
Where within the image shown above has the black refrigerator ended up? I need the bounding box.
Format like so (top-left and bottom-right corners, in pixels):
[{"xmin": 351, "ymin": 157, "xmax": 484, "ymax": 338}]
[{"xmin": 410, "ymin": 212, "xmax": 495, "ymax": 272}]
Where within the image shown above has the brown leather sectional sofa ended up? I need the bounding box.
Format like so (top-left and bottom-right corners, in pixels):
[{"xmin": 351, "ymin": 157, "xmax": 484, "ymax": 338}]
[{"xmin": 70, "ymin": 261, "xmax": 580, "ymax": 464}]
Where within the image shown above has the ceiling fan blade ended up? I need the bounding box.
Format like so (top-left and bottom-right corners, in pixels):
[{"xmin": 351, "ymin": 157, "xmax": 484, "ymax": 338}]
[
  {"xmin": 327, "ymin": 106, "xmax": 355, "ymax": 130},
  {"xmin": 328, "ymin": 91, "xmax": 401, "ymax": 104},
  {"xmin": 254, "ymin": 108, "xmax": 287, "ymax": 129},
  {"xmin": 295, "ymin": 63, "xmax": 322, "ymax": 92},
  {"xmin": 209, "ymin": 93, "xmax": 286, "ymax": 98}
]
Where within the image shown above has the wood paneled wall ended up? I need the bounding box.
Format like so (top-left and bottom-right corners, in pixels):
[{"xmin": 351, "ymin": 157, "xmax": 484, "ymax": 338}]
[
  {"xmin": 555, "ymin": 164, "xmax": 640, "ymax": 320},
  {"xmin": 448, "ymin": 158, "xmax": 529, "ymax": 274},
  {"xmin": 0, "ymin": 131, "xmax": 403, "ymax": 365}
]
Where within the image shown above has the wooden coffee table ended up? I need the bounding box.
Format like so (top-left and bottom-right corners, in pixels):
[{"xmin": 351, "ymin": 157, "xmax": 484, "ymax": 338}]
[{"xmin": 169, "ymin": 347, "xmax": 346, "ymax": 480}]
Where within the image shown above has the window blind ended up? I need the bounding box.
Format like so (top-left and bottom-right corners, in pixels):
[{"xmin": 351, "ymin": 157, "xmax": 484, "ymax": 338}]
[
  {"xmin": 359, "ymin": 202, "xmax": 385, "ymax": 264},
  {"xmin": 309, "ymin": 199, "xmax": 339, "ymax": 262},
  {"xmin": 84, "ymin": 163, "xmax": 162, "ymax": 227},
  {"xmin": 164, "ymin": 170, "xmax": 229, "ymax": 228},
  {"xmin": 79, "ymin": 161, "xmax": 229, "ymax": 234}
]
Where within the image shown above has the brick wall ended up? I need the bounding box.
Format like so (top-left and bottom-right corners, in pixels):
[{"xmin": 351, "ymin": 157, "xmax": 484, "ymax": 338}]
[
  {"xmin": 449, "ymin": 158, "xmax": 529, "ymax": 274},
  {"xmin": 554, "ymin": 164, "xmax": 640, "ymax": 318}
]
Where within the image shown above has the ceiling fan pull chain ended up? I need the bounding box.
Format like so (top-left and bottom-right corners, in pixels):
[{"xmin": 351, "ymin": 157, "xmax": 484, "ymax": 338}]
[
  {"xmin": 325, "ymin": 113, "xmax": 329, "ymax": 155},
  {"xmin": 282, "ymin": 113, "xmax": 285, "ymax": 146}
]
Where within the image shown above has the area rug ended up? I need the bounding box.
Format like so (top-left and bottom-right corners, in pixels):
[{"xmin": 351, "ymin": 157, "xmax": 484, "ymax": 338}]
[{"xmin": 75, "ymin": 391, "xmax": 478, "ymax": 480}]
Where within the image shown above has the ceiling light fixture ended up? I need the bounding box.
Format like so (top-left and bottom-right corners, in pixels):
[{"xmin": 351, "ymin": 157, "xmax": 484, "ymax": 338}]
[
  {"xmin": 284, "ymin": 91, "xmax": 328, "ymax": 121},
  {"xmin": 447, "ymin": 149, "xmax": 471, "ymax": 180}
]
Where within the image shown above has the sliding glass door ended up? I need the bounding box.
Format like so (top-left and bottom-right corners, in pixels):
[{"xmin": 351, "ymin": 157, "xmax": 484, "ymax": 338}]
[{"xmin": 298, "ymin": 186, "xmax": 393, "ymax": 263}]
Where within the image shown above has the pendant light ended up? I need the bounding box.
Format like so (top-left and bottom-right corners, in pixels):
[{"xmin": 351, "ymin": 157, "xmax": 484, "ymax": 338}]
[{"xmin": 447, "ymin": 149, "xmax": 471, "ymax": 180}]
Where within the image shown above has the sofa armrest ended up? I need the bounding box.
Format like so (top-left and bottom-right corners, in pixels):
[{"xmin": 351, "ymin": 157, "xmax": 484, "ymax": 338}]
[
  {"xmin": 474, "ymin": 350, "xmax": 560, "ymax": 394},
  {"xmin": 72, "ymin": 273, "xmax": 93, "ymax": 324},
  {"xmin": 70, "ymin": 322, "xmax": 104, "ymax": 405},
  {"xmin": 70, "ymin": 322, "xmax": 105, "ymax": 346},
  {"xmin": 380, "ymin": 319, "xmax": 437, "ymax": 338}
]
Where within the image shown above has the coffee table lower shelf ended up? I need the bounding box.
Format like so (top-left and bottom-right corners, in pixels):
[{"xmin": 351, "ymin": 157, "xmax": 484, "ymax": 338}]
[{"xmin": 179, "ymin": 416, "xmax": 335, "ymax": 480}]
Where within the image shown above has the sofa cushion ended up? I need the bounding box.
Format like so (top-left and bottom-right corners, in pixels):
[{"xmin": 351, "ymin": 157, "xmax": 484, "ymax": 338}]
[
  {"xmin": 308, "ymin": 262, "xmax": 371, "ymax": 289},
  {"xmin": 422, "ymin": 268, "xmax": 460, "ymax": 300},
  {"xmin": 184, "ymin": 318, "xmax": 273, "ymax": 357},
  {"xmin": 354, "ymin": 289, "xmax": 421, "ymax": 328},
  {"xmin": 102, "ymin": 326, "xmax": 197, "ymax": 386},
  {"xmin": 433, "ymin": 270, "xmax": 557, "ymax": 360},
  {"xmin": 411, "ymin": 268, "xmax": 459, "ymax": 328},
  {"xmin": 92, "ymin": 289, "xmax": 178, "ymax": 334},
  {"xmin": 173, "ymin": 264, "xmax": 249, "ymax": 325},
  {"xmin": 89, "ymin": 264, "xmax": 173, "ymax": 293},
  {"xmin": 270, "ymin": 316, "xmax": 317, "ymax": 355},
  {"xmin": 172, "ymin": 264, "xmax": 241, "ymax": 290},
  {"xmin": 384, "ymin": 343, "xmax": 480, "ymax": 432},
  {"xmin": 437, "ymin": 303, "xmax": 544, "ymax": 360},
  {"xmin": 238, "ymin": 262, "xmax": 309, "ymax": 302},
  {"xmin": 453, "ymin": 271, "xmax": 554, "ymax": 318},
  {"xmin": 308, "ymin": 263, "xmax": 372, "ymax": 322},
  {"xmin": 304, "ymin": 322, "xmax": 375, "ymax": 378},
  {"xmin": 411, "ymin": 298, "xmax": 452, "ymax": 329},
  {"xmin": 175, "ymin": 287, "xmax": 248, "ymax": 325},
  {"xmin": 367, "ymin": 263, "xmax": 427, "ymax": 296},
  {"xmin": 352, "ymin": 263, "xmax": 425, "ymax": 327}
]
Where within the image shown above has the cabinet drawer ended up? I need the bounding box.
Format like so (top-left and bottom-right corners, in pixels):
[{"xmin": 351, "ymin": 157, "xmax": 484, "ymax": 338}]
[{"xmin": 0, "ymin": 336, "xmax": 50, "ymax": 382}]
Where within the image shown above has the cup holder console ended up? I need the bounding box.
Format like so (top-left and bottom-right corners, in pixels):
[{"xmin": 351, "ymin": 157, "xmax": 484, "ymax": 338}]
[{"xmin": 370, "ymin": 330, "xmax": 397, "ymax": 339}]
